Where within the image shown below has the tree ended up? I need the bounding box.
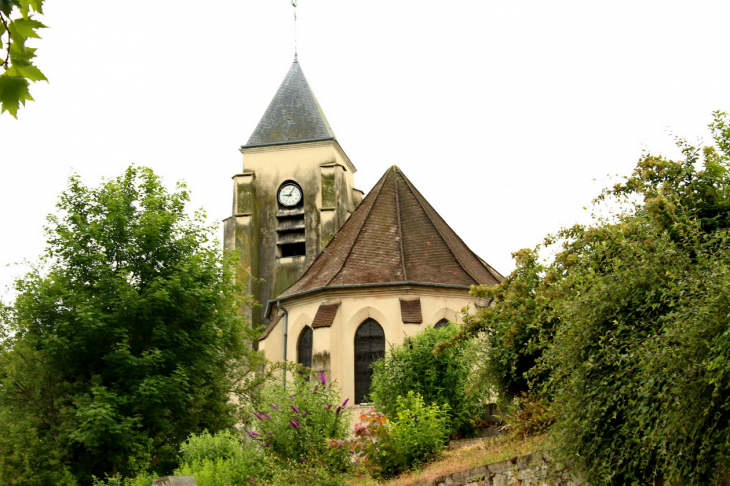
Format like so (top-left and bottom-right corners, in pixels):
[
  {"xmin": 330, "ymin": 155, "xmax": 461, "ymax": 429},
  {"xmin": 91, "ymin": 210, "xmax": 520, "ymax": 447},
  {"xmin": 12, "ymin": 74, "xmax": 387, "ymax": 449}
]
[
  {"xmin": 0, "ymin": 0, "xmax": 47, "ymax": 117},
  {"xmin": 458, "ymin": 111, "xmax": 730, "ymax": 484},
  {"xmin": 0, "ymin": 166, "xmax": 261, "ymax": 484}
]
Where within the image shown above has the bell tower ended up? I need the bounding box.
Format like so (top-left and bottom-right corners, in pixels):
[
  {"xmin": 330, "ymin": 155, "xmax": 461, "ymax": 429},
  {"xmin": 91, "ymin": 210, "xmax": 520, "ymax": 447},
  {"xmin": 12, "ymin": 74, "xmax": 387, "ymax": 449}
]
[{"xmin": 224, "ymin": 56, "xmax": 363, "ymax": 328}]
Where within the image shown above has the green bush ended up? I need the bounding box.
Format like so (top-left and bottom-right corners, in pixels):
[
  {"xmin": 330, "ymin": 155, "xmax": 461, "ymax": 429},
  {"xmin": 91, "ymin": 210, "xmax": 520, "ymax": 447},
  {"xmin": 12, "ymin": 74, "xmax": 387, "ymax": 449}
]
[
  {"xmin": 250, "ymin": 368, "xmax": 351, "ymax": 470},
  {"xmin": 370, "ymin": 324, "xmax": 485, "ymax": 438},
  {"xmin": 175, "ymin": 427, "xmax": 350, "ymax": 486},
  {"xmin": 346, "ymin": 392, "xmax": 449, "ymax": 479},
  {"xmin": 175, "ymin": 430, "xmax": 274, "ymax": 486},
  {"xmin": 267, "ymin": 461, "xmax": 349, "ymax": 486},
  {"xmin": 92, "ymin": 472, "xmax": 156, "ymax": 486}
]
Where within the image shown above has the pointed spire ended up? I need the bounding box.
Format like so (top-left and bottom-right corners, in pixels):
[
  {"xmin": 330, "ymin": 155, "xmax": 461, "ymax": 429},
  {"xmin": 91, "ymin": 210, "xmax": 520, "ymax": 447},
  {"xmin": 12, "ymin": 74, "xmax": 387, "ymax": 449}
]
[{"xmin": 244, "ymin": 60, "xmax": 334, "ymax": 147}]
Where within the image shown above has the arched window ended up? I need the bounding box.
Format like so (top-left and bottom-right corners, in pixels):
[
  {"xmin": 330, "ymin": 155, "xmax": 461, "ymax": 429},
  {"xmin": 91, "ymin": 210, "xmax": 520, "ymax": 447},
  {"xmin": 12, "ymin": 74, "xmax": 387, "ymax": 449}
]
[
  {"xmin": 354, "ymin": 318, "xmax": 385, "ymax": 404},
  {"xmin": 434, "ymin": 318, "xmax": 450, "ymax": 329},
  {"xmin": 297, "ymin": 326, "xmax": 313, "ymax": 369}
]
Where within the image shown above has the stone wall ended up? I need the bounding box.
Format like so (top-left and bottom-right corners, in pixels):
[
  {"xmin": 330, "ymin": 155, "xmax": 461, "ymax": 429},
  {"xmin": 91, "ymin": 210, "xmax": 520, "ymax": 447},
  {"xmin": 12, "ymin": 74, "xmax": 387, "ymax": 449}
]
[{"xmin": 406, "ymin": 451, "xmax": 583, "ymax": 486}]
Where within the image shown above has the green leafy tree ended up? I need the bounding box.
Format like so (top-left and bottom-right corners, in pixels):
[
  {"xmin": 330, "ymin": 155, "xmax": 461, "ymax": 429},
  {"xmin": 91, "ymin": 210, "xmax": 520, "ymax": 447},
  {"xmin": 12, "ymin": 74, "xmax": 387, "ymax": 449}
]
[
  {"xmin": 438, "ymin": 248, "xmax": 557, "ymax": 401},
  {"xmin": 0, "ymin": 0, "xmax": 47, "ymax": 117},
  {"xmin": 460, "ymin": 111, "xmax": 730, "ymax": 484},
  {"xmin": 536, "ymin": 114, "xmax": 730, "ymax": 485},
  {"xmin": 370, "ymin": 324, "xmax": 486, "ymax": 438},
  {"xmin": 0, "ymin": 166, "xmax": 262, "ymax": 484}
]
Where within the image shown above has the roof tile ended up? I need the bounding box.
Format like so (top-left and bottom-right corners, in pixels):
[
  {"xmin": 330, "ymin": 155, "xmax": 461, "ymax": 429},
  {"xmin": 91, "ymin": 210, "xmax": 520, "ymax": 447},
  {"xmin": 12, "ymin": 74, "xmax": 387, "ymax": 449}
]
[{"xmin": 279, "ymin": 166, "xmax": 503, "ymax": 299}]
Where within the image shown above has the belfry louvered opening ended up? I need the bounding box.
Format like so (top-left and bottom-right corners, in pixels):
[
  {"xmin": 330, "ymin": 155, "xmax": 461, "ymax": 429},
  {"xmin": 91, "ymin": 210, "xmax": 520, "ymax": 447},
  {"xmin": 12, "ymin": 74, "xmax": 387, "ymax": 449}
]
[{"xmin": 276, "ymin": 181, "xmax": 306, "ymax": 257}]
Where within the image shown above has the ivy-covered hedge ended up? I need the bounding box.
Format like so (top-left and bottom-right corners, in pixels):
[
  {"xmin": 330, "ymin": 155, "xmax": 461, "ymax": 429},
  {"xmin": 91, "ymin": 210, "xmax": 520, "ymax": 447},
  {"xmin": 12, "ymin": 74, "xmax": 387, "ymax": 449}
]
[{"xmin": 457, "ymin": 111, "xmax": 730, "ymax": 484}]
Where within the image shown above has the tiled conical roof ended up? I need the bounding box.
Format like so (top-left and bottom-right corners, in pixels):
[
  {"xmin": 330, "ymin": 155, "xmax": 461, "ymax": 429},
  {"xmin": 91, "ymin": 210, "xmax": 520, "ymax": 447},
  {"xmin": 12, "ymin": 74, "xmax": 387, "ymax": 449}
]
[
  {"xmin": 279, "ymin": 166, "xmax": 503, "ymax": 299},
  {"xmin": 245, "ymin": 57, "xmax": 334, "ymax": 147}
]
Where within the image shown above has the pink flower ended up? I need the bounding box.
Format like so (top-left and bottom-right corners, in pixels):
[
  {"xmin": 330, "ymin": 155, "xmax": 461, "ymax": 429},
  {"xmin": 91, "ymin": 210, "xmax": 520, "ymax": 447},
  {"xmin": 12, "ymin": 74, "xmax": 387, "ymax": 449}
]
[
  {"xmin": 290, "ymin": 420, "xmax": 299, "ymax": 429},
  {"xmin": 289, "ymin": 405, "xmax": 300, "ymax": 413},
  {"xmin": 270, "ymin": 404, "xmax": 279, "ymax": 411},
  {"xmin": 320, "ymin": 372, "xmax": 326, "ymax": 386}
]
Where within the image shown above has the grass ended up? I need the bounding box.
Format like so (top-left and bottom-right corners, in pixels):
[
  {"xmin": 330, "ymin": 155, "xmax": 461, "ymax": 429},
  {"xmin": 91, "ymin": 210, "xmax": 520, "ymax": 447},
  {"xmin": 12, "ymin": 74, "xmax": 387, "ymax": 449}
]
[{"xmin": 346, "ymin": 432, "xmax": 546, "ymax": 486}]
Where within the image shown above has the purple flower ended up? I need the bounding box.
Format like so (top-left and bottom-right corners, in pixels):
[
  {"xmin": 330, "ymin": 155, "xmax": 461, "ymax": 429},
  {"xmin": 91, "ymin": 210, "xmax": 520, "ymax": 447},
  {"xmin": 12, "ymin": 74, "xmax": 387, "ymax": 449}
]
[
  {"xmin": 324, "ymin": 405, "xmax": 330, "ymax": 410},
  {"xmin": 290, "ymin": 395, "xmax": 294, "ymax": 401},
  {"xmin": 270, "ymin": 404, "xmax": 279, "ymax": 411},
  {"xmin": 289, "ymin": 405, "xmax": 300, "ymax": 413},
  {"xmin": 320, "ymin": 372, "xmax": 326, "ymax": 386},
  {"xmin": 264, "ymin": 442, "xmax": 270, "ymax": 447},
  {"xmin": 313, "ymin": 385, "xmax": 319, "ymax": 393},
  {"xmin": 245, "ymin": 429, "xmax": 260, "ymax": 437},
  {"xmin": 336, "ymin": 406, "xmax": 342, "ymax": 414},
  {"xmin": 302, "ymin": 411, "xmax": 307, "ymax": 417},
  {"xmin": 253, "ymin": 413, "xmax": 263, "ymax": 420},
  {"xmin": 290, "ymin": 420, "xmax": 299, "ymax": 429},
  {"xmin": 300, "ymin": 457, "xmax": 305, "ymax": 462},
  {"xmin": 262, "ymin": 412, "xmax": 271, "ymax": 420},
  {"xmin": 348, "ymin": 450, "xmax": 355, "ymax": 454},
  {"xmin": 342, "ymin": 398, "xmax": 349, "ymax": 407}
]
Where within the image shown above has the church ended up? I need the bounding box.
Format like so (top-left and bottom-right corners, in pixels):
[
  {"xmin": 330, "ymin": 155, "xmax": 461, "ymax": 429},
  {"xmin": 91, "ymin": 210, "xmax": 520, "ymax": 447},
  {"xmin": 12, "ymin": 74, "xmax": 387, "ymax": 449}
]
[{"xmin": 223, "ymin": 56, "xmax": 502, "ymax": 408}]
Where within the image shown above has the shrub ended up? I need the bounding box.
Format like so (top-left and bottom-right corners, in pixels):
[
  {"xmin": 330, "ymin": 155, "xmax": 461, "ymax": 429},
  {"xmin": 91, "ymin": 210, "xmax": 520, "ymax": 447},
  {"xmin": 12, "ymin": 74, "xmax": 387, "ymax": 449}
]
[
  {"xmin": 267, "ymin": 460, "xmax": 349, "ymax": 486},
  {"xmin": 370, "ymin": 324, "xmax": 485, "ymax": 438},
  {"xmin": 249, "ymin": 368, "xmax": 351, "ymax": 470},
  {"xmin": 175, "ymin": 430, "xmax": 273, "ymax": 486},
  {"xmin": 499, "ymin": 393, "xmax": 555, "ymax": 440},
  {"xmin": 176, "ymin": 426, "xmax": 351, "ymax": 486},
  {"xmin": 92, "ymin": 473, "xmax": 157, "ymax": 486},
  {"xmin": 342, "ymin": 391, "xmax": 449, "ymax": 479}
]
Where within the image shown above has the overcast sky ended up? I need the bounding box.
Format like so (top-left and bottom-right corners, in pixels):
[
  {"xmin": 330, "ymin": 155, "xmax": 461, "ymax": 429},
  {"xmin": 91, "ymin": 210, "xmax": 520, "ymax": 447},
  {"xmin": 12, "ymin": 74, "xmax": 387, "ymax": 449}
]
[{"xmin": 1, "ymin": 0, "xmax": 729, "ymax": 298}]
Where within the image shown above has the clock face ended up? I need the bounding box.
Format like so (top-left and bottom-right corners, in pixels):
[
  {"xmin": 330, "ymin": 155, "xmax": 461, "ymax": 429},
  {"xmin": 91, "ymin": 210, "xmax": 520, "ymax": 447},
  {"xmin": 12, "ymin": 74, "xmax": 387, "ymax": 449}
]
[{"xmin": 278, "ymin": 183, "xmax": 302, "ymax": 207}]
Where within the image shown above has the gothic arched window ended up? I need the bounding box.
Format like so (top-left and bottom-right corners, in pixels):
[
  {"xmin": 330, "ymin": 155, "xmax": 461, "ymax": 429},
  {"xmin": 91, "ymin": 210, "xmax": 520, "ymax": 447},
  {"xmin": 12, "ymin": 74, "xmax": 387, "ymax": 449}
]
[
  {"xmin": 434, "ymin": 318, "xmax": 450, "ymax": 329},
  {"xmin": 297, "ymin": 326, "xmax": 313, "ymax": 369},
  {"xmin": 354, "ymin": 318, "xmax": 385, "ymax": 404}
]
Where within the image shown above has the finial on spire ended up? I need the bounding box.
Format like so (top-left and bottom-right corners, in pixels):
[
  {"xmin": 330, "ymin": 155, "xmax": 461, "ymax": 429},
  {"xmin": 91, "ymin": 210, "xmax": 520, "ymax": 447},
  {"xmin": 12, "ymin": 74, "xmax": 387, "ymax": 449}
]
[{"xmin": 292, "ymin": 0, "xmax": 298, "ymax": 61}]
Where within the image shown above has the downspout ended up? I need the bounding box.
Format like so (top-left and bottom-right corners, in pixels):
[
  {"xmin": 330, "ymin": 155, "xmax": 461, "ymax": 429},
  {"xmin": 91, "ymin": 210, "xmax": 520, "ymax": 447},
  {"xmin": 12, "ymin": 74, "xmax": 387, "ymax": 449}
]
[{"xmin": 280, "ymin": 303, "xmax": 289, "ymax": 387}]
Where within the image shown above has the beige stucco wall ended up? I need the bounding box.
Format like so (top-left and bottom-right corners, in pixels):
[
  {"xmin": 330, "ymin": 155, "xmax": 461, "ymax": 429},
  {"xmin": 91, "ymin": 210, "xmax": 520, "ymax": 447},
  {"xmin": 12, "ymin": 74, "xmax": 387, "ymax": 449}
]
[
  {"xmin": 259, "ymin": 285, "xmax": 477, "ymax": 409},
  {"xmin": 223, "ymin": 140, "xmax": 361, "ymax": 328}
]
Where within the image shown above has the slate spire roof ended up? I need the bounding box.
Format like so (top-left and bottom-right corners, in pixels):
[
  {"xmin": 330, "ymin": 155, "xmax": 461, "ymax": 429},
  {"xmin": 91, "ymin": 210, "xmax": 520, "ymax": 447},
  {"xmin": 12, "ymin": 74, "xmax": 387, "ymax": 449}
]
[
  {"xmin": 279, "ymin": 166, "xmax": 503, "ymax": 299},
  {"xmin": 245, "ymin": 56, "xmax": 335, "ymax": 147}
]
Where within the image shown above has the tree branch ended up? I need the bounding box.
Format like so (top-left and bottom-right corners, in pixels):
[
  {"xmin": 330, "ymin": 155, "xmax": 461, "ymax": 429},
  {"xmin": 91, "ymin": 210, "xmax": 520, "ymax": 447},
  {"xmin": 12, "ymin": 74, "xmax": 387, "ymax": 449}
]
[{"xmin": 0, "ymin": 12, "xmax": 9, "ymax": 68}]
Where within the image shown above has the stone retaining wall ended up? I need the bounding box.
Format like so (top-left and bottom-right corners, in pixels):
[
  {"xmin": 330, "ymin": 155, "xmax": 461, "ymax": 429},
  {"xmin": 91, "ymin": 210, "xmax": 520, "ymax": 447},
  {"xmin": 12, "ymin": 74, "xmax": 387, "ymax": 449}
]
[{"xmin": 406, "ymin": 451, "xmax": 582, "ymax": 486}]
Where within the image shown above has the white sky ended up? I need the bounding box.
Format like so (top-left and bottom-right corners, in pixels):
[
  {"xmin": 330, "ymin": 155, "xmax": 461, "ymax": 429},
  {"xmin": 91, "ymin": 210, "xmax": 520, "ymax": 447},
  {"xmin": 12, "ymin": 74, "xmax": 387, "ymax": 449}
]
[{"xmin": 1, "ymin": 1, "xmax": 729, "ymax": 298}]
